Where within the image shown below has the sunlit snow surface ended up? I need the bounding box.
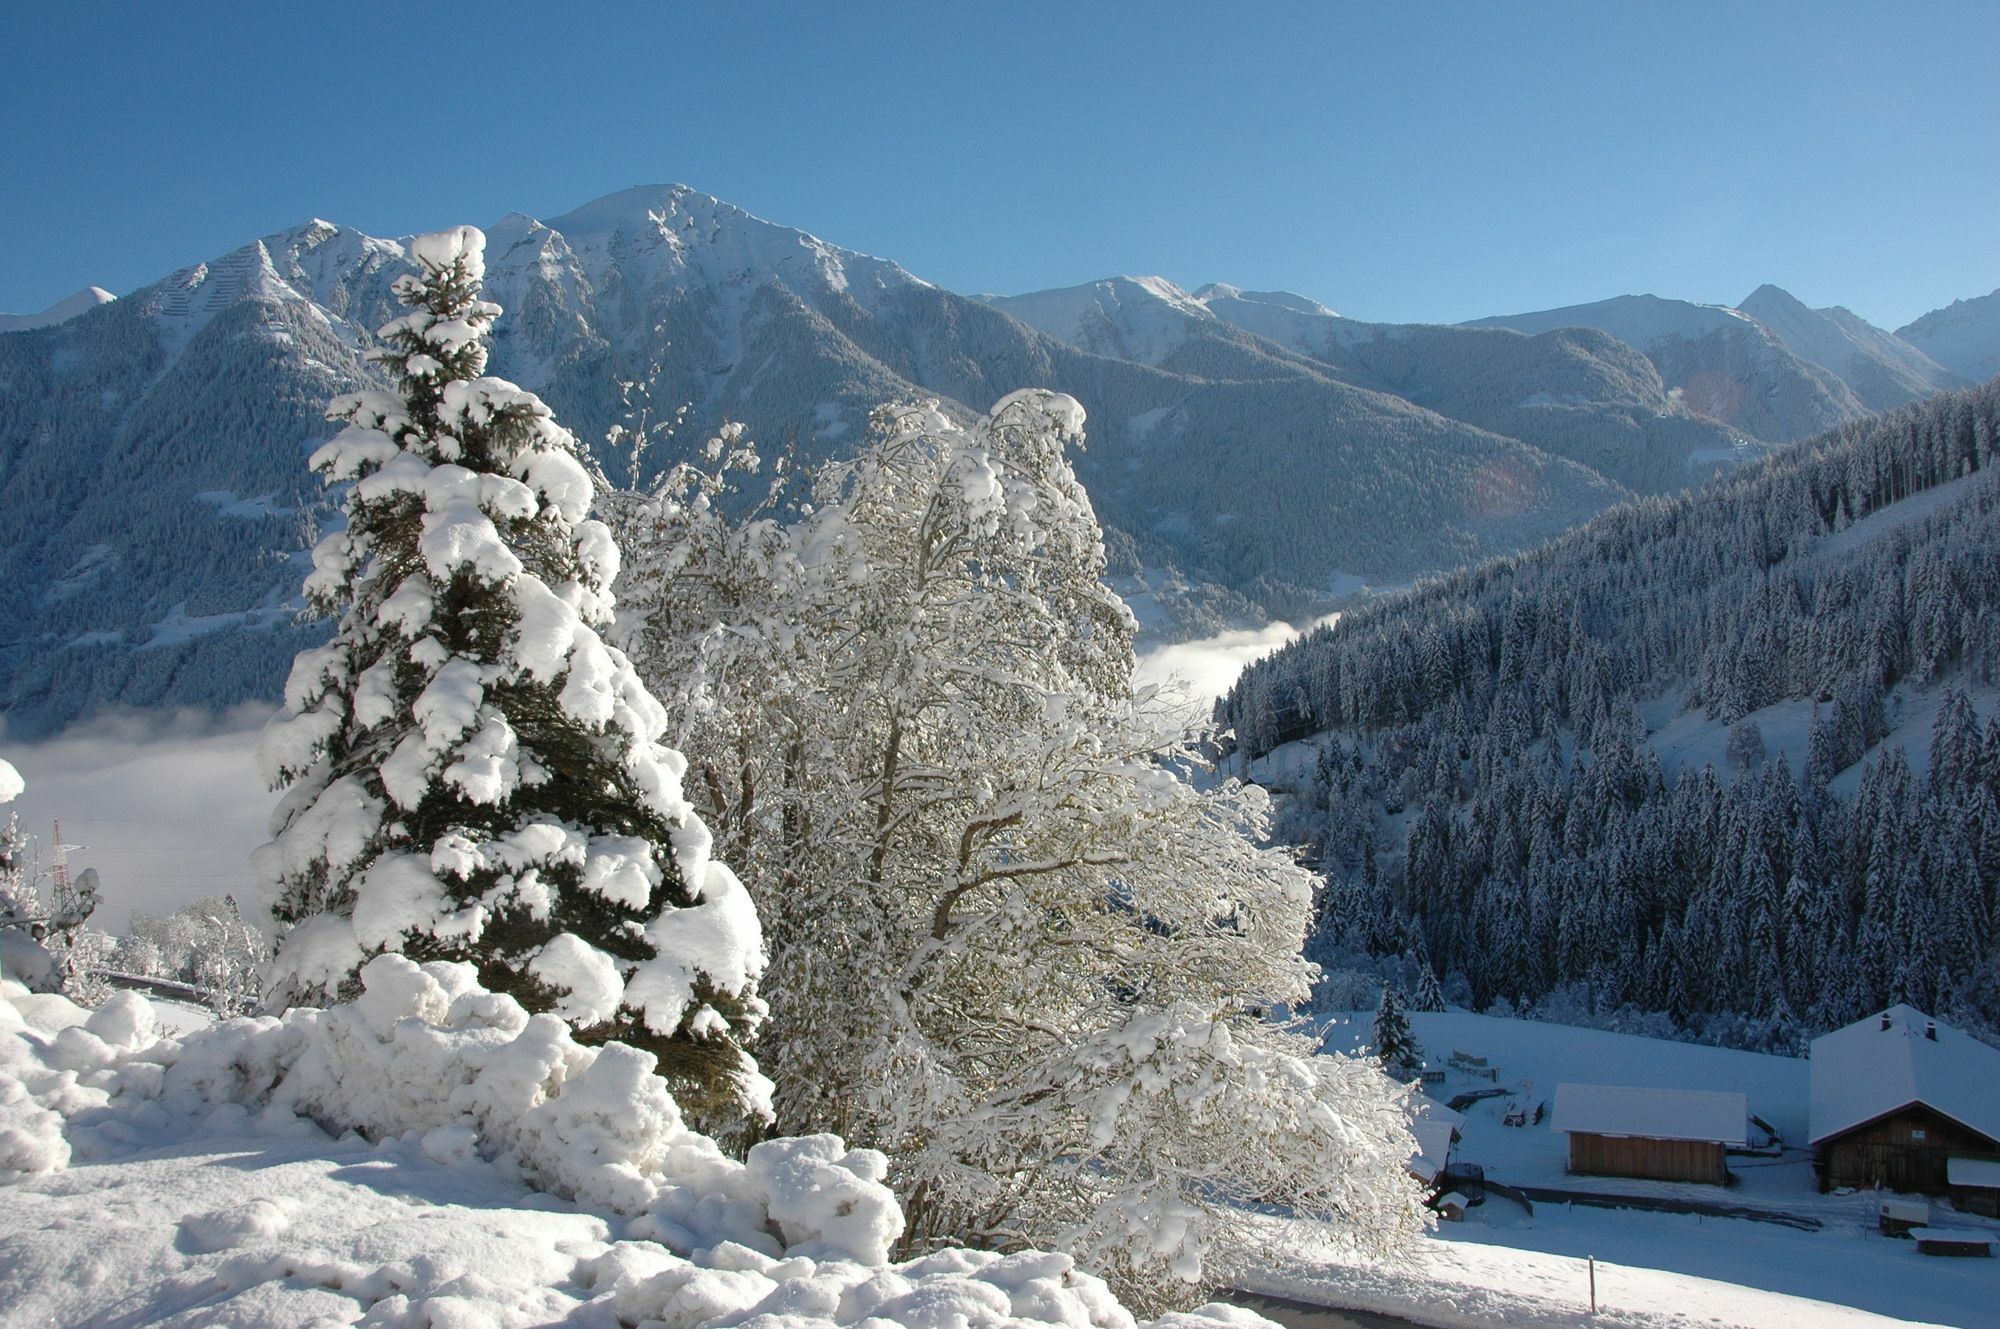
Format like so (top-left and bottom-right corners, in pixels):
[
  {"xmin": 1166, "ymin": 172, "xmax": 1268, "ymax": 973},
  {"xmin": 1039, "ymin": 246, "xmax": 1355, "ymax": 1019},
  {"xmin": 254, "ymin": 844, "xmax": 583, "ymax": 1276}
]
[
  {"xmin": 1266, "ymin": 1011, "xmax": 1998, "ymax": 1328},
  {"xmin": 0, "ymin": 971, "xmax": 1271, "ymax": 1329}
]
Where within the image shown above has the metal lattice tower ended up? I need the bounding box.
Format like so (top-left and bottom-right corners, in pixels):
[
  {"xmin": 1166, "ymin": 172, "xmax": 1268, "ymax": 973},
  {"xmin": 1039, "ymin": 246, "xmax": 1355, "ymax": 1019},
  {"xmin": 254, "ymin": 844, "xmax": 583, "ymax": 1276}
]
[{"xmin": 50, "ymin": 818, "xmax": 80, "ymax": 893}]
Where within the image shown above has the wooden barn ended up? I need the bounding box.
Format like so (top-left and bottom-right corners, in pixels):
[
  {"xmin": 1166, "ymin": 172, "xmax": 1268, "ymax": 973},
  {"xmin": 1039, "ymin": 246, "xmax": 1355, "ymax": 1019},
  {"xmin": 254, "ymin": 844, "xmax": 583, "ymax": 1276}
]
[
  {"xmin": 1551, "ymin": 1082, "xmax": 1748, "ymax": 1184},
  {"xmin": 1809, "ymin": 1005, "xmax": 2000, "ymax": 1196}
]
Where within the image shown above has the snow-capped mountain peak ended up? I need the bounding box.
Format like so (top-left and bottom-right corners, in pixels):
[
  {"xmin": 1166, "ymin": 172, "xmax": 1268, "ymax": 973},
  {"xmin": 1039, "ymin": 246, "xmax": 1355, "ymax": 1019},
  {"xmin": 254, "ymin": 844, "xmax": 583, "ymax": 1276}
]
[
  {"xmin": 1193, "ymin": 283, "xmax": 1340, "ymax": 319},
  {"xmin": 982, "ymin": 275, "xmax": 1222, "ymax": 365},
  {"xmin": 0, "ymin": 285, "xmax": 116, "ymax": 334},
  {"xmin": 1898, "ymin": 287, "xmax": 2000, "ymax": 383},
  {"xmin": 532, "ymin": 183, "xmax": 928, "ymax": 304},
  {"xmin": 1191, "ymin": 282, "xmax": 1351, "ymax": 354},
  {"xmin": 1737, "ymin": 281, "xmax": 1964, "ymax": 409}
]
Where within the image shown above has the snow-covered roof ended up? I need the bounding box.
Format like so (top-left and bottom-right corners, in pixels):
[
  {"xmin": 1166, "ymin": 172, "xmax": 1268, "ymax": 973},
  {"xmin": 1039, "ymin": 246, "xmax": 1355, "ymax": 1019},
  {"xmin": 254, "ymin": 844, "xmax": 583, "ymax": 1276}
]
[
  {"xmin": 1946, "ymin": 1157, "xmax": 2000, "ymax": 1190},
  {"xmin": 1807, "ymin": 1006, "xmax": 2000, "ymax": 1147},
  {"xmin": 1878, "ymin": 1197, "xmax": 1930, "ymax": 1223},
  {"xmin": 1408, "ymin": 1117, "xmax": 1457, "ymax": 1184},
  {"xmin": 1413, "ymin": 1097, "xmax": 1467, "ymax": 1132},
  {"xmin": 1551, "ymin": 1082, "xmax": 1748, "ymax": 1145},
  {"xmin": 1910, "ymin": 1227, "xmax": 1995, "ymax": 1246},
  {"xmin": 1406, "ymin": 1097, "xmax": 1463, "ymax": 1184}
]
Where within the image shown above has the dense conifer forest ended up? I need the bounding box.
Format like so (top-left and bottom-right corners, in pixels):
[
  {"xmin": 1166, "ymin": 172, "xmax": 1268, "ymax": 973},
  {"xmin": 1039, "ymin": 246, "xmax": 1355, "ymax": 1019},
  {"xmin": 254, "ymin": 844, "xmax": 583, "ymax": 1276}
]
[{"xmin": 1219, "ymin": 381, "xmax": 2000, "ymax": 1047}]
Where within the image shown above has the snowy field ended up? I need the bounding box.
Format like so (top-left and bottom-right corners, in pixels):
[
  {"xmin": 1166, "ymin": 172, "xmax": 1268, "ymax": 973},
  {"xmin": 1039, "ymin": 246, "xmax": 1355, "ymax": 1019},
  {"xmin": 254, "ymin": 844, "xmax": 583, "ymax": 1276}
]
[
  {"xmin": 1273, "ymin": 1012, "xmax": 1998, "ymax": 1328},
  {"xmin": 0, "ymin": 969, "xmax": 1272, "ymax": 1329},
  {"xmin": 10, "ymin": 976, "xmax": 1995, "ymax": 1328}
]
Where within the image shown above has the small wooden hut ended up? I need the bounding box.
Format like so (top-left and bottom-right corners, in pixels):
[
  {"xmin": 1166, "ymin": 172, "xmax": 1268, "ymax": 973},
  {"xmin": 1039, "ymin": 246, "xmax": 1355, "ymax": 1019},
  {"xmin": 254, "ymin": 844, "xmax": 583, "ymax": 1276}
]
[{"xmin": 1946, "ymin": 1157, "xmax": 2000, "ymax": 1218}]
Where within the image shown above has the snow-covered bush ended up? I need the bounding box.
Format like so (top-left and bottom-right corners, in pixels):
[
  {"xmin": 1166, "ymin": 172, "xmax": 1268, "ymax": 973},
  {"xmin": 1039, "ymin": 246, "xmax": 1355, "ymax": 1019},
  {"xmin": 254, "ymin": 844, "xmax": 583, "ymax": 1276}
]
[
  {"xmin": 251, "ymin": 227, "xmax": 766, "ymax": 1130},
  {"xmin": 0, "ymin": 966, "xmax": 1275, "ymax": 1329},
  {"xmin": 116, "ymin": 895, "xmax": 269, "ymax": 1016},
  {"xmin": 608, "ymin": 394, "xmax": 1425, "ymax": 1304},
  {"xmin": 0, "ymin": 982, "xmax": 158, "ymax": 1180}
]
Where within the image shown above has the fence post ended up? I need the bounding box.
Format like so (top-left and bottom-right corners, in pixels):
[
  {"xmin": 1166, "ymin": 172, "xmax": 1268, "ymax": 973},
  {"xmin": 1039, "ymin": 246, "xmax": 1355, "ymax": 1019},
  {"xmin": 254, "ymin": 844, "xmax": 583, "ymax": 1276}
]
[{"xmin": 1588, "ymin": 1255, "xmax": 1596, "ymax": 1314}]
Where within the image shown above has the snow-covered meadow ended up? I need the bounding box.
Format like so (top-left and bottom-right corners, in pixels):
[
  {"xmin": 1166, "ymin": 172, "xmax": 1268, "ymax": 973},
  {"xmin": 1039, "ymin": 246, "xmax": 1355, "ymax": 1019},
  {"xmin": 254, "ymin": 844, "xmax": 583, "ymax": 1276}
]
[
  {"xmin": 0, "ymin": 963, "xmax": 1275, "ymax": 1329},
  {"xmin": 12, "ymin": 965, "xmax": 1997, "ymax": 1329}
]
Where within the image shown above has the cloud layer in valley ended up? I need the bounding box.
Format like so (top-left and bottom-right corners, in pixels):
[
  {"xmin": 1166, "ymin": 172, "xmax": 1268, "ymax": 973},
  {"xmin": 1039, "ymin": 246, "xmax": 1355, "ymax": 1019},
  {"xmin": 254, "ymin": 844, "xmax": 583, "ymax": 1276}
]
[
  {"xmin": 0, "ymin": 707, "xmax": 272, "ymax": 933},
  {"xmin": 1135, "ymin": 616, "xmax": 1338, "ymax": 708}
]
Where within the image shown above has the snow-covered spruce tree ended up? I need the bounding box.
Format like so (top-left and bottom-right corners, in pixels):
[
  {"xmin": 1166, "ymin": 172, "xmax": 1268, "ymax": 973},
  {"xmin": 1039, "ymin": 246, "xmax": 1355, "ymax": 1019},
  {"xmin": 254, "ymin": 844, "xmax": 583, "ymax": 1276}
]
[
  {"xmin": 1411, "ymin": 957, "xmax": 1448, "ymax": 1013},
  {"xmin": 252, "ymin": 228, "xmax": 765, "ymax": 1129},
  {"xmin": 1372, "ymin": 984, "xmax": 1422, "ymax": 1077},
  {"xmin": 607, "ymin": 393, "xmax": 1423, "ymax": 1307}
]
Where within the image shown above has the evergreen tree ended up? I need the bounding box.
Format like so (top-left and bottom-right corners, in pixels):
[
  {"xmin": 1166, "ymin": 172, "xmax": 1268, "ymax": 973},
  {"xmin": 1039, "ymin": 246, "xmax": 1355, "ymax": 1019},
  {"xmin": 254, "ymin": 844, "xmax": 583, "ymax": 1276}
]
[
  {"xmin": 1373, "ymin": 983, "xmax": 1423, "ymax": 1076},
  {"xmin": 252, "ymin": 228, "xmax": 766, "ymax": 1128},
  {"xmin": 1412, "ymin": 955, "xmax": 1448, "ymax": 1012}
]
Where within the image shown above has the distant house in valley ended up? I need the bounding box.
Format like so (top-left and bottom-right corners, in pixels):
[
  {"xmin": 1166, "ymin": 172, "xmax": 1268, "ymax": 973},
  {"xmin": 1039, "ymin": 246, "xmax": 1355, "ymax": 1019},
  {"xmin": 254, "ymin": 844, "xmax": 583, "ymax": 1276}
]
[
  {"xmin": 1810, "ymin": 1005, "xmax": 2000, "ymax": 1195},
  {"xmin": 1552, "ymin": 1082, "xmax": 1748, "ymax": 1184}
]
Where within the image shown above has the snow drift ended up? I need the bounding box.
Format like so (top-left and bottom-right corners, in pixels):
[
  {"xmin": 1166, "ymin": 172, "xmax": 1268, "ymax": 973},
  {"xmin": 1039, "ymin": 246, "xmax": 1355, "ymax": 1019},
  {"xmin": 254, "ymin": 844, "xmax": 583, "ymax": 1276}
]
[{"xmin": 0, "ymin": 959, "xmax": 1273, "ymax": 1328}]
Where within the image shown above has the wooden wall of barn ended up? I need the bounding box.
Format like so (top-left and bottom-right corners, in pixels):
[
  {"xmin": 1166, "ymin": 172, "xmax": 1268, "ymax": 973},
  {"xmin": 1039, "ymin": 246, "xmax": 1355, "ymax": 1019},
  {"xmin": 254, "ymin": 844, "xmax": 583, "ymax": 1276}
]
[
  {"xmin": 1566, "ymin": 1132, "xmax": 1728, "ymax": 1184},
  {"xmin": 1816, "ymin": 1106, "xmax": 2000, "ymax": 1194}
]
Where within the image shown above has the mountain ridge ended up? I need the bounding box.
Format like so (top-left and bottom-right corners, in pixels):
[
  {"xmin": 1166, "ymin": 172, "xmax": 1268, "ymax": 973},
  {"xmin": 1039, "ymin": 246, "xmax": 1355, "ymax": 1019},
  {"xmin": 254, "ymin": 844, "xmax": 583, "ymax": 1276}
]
[
  {"xmin": 0, "ymin": 286, "xmax": 116, "ymax": 333},
  {"xmin": 1, "ymin": 185, "xmax": 1629, "ymax": 735},
  {"xmin": 3, "ymin": 183, "xmax": 1995, "ymax": 737},
  {"xmin": 1899, "ymin": 289, "xmax": 2000, "ymax": 383}
]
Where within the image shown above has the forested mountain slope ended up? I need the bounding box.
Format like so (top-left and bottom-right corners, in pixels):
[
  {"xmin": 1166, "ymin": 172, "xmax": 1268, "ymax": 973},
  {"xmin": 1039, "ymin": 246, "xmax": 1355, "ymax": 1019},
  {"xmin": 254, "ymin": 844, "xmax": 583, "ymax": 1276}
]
[
  {"xmin": 1219, "ymin": 381, "xmax": 2000, "ymax": 1046},
  {"xmin": 0, "ymin": 225, "xmax": 398, "ymax": 733},
  {"xmin": 2, "ymin": 186, "xmax": 1631, "ymax": 735}
]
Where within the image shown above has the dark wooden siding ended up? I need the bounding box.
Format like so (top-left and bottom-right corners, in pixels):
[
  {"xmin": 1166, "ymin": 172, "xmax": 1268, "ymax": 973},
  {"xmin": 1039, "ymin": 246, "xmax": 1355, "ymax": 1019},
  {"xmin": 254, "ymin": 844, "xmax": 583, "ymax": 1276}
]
[
  {"xmin": 1815, "ymin": 1106, "xmax": 2000, "ymax": 1194},
  {"xmin": 1567, "ymin": 1132, "xmax": 1728, "ymax": 1184},
  {"xmin": 1952, "ymin": 1183, "xmax": 2000, "ymax": 1218}
]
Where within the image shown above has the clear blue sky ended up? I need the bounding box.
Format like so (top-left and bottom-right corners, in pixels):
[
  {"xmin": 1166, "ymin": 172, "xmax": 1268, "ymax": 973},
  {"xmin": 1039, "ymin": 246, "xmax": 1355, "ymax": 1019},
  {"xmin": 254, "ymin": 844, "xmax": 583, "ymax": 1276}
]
[{"xmin": 3, "ymin": 1, "xmax": 1995, "ymax": 329}]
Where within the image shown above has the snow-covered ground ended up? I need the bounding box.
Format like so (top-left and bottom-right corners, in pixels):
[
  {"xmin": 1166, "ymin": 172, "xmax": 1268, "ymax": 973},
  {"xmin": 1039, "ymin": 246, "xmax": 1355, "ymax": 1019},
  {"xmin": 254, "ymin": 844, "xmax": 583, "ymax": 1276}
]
[
  {"xmin": 0, "ymin": 967, "xmax": 1272, "ymax": 1329},
  {"xmin": 8, "ymin": 972, "xmax": 1995, "ymax": 1327},
  {"xmin": 1274, "ymin": 1011, "xmax": 1998, "ymax": 1328}
]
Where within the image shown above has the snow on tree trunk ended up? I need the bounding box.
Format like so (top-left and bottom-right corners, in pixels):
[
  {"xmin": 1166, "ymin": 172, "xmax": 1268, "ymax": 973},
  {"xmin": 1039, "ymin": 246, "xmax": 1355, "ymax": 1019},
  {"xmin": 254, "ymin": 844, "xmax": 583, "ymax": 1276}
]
[
  {"xmin": 251, "ymin": 227, "xmax": 768, "ymax": 1131},
  {"xmin": 606, "ymin": 392, "xmax": 1424, "ymax": 1307}
]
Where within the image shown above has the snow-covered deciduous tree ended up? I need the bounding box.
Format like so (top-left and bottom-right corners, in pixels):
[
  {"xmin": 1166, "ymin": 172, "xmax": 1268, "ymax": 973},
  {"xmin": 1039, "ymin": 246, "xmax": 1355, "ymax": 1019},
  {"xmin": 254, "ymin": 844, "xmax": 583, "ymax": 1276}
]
[
  {"xmin": 0, "ymin": 756, "xmax": 52, "ymax": 992},
  {"xmin": 0, "ymin": 757, "xmax": 27, "ymax": 924},
  {"xmin": 1726, "ymin": 719, "xmax": 1767, "ymax": 772},
  {"xmin": 608, "ymin": 392, "xmax": 1423, "ymax": 1306},
  {"xmin": 251, "ymin": 228, "xmax": 767, "ymax": 1129},
  {"xmin": 117, "ymin": 896, "xmax": 270, "ymax": 1017}
]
